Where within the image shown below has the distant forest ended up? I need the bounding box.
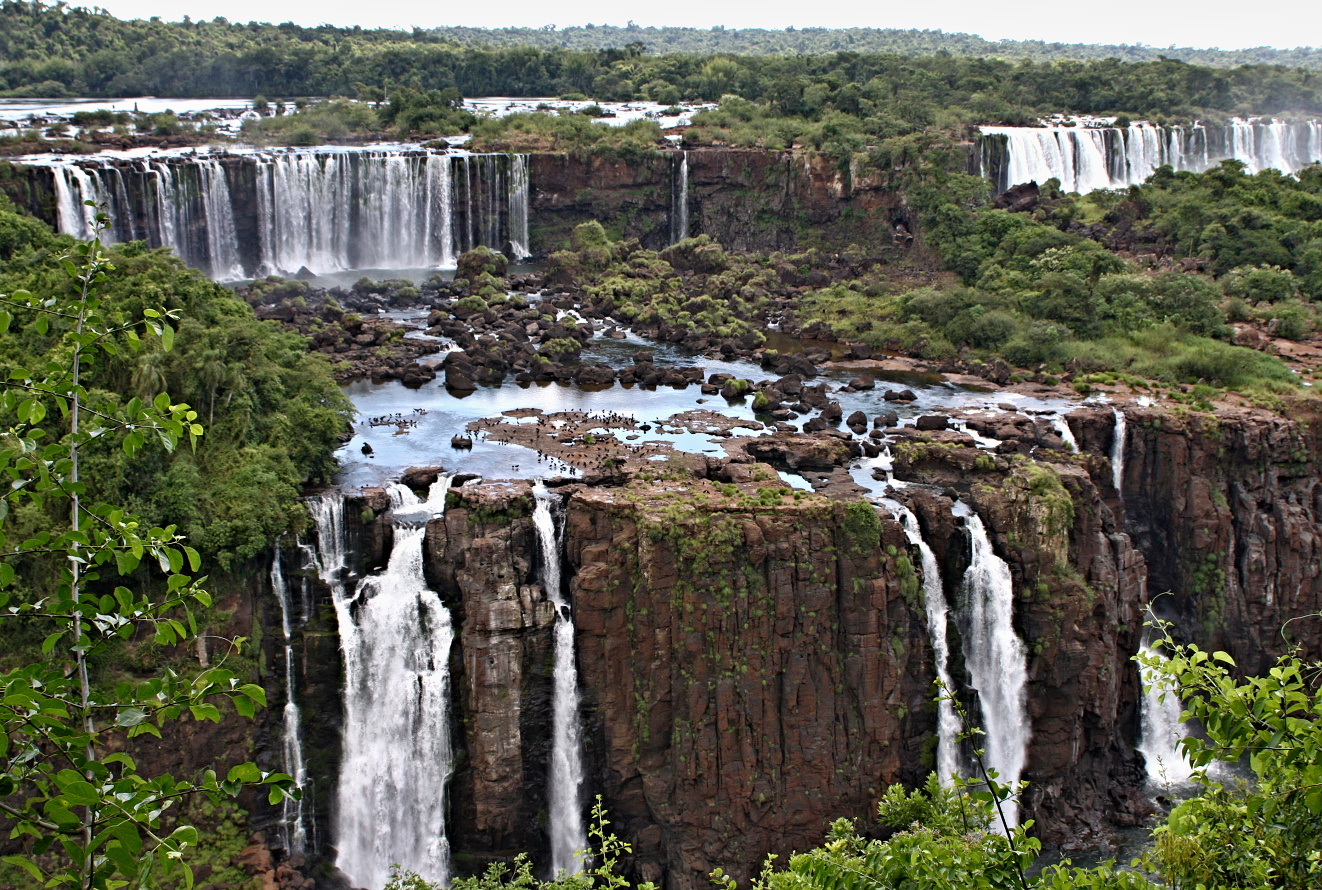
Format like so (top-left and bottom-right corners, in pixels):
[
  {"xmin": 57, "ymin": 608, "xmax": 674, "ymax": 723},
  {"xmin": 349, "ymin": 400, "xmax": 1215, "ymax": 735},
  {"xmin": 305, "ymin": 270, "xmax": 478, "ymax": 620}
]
[
  {"xmin": 432, "ymin": 23, "xmax": 1322, "ymax": 69},
  {"xmin": 1, "ymin": 0, "xmax": 1321, "ymax": 122}
]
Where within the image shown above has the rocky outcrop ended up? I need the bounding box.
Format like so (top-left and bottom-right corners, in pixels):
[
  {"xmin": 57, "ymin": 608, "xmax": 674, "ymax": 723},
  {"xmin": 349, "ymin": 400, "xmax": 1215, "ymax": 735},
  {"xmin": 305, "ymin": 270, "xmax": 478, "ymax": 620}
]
[
  {"xmin": 1072, "ymin": 404, "xmax": 1322, "ymax": 668},
  {"xmin": 530, "ymin": 148, "xmax": 911, "ymax": 254},
  {"xmin": 892, "ymin": 439, "xmax": 1150, "ymax": 850},
  {"xmin": 424, "ymin": 483, "xmax": 558, "ymax": 864},
  {"xmin": 563, "ymin": 479, "xmax": 933, "ymax": 890}
]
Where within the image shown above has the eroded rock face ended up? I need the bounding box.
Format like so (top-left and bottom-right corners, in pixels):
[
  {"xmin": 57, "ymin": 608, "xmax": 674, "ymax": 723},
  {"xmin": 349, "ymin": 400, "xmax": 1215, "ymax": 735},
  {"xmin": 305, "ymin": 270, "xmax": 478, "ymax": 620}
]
[
  {"xmin": 562, "ymin": 481, "xmax": 933, "ymax": 890},
  {"xmin": 895, "ymin": 443, "xmax": 1150, "ymax": 851},
  {"xmin": 1099, "ymin": 406, "xmax": 1322, "ymax": 667},
  {"xmin": 424, "ymin": 483, "xmax": 558, "ymax": 862}
]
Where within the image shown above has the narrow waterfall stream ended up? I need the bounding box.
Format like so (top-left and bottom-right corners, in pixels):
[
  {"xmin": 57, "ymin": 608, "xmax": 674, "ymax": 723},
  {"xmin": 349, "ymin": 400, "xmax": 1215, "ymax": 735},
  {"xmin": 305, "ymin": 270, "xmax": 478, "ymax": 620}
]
[
  {"xmin": 1137, "ymin": 642, "xmax": 1194, "ymax": 786},
  {"xmin": 888, "ymin": 502, "xmax": 961, "ymax": 784},
  {"xmin": 328, "ymin": 480, "xmax": 457, "ymax": 890},
  {"xmin": 509, "ymin": 154, "xmax": 531, "ymax": 259},
  {"xmin": 532, "ymin": 483, "xmax": 588, "ymax": 875},
  {"xmin": 1052, "ymin": 416, "xmax": 1078, "ymax": 452},
  {"xmin": 671, "ymin": 151, "xmax": 689, "ymax": 244},
  {"xmin": 270, "ymin": 547, "xmax": 309, "ymax": 854},
  {"xmin": 955, "ymin": 503, "xmax": 1030, "ymax": 827},
  {"xmin": 1111, "ymin": 408, "xmax": 1127, "ymax": 495}
]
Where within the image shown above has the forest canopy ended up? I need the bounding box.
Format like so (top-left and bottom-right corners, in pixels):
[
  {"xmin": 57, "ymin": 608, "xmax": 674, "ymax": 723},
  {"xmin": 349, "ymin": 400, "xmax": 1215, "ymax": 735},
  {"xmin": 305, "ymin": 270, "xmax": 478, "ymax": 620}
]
[{"xmin": 0, "ymin": 1, "xmax": 1321, "ymax": 123}]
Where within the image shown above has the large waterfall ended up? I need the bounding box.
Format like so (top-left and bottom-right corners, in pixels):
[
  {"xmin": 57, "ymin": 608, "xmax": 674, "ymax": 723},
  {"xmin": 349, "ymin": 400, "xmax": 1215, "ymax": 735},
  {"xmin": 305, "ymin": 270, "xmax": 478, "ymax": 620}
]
[
  {"xmin": 890, "ymin": 502, "xmax": 961, "ymax": 785},
  {"xmin": 1137, "ymin": 641, "xmax": 1194, "ymax": 786},
  {"xmin": 39, "ymin": 149, "xmax": 531, "ymax": 279},
  {"xmin": 532, "ymin": 484, "xmax": 588, "ymax": 875},
  {"xmin": 325, "ymin": 481, "xmax": 456, "ymax": 890},
  {"xmin": 270, "ymin": 547, "xmax": 309, "ymax": 854},
  {"xmin": 980, "ymin": 118, "xmax": 1322, "ymax": 193},
  {"xmin": 955, "ymin": 503, "xmax": 1030, "ymax": 827},
  {"xmin": 671, "ymin": 151, "xmax": 690, "ymax": 244}
]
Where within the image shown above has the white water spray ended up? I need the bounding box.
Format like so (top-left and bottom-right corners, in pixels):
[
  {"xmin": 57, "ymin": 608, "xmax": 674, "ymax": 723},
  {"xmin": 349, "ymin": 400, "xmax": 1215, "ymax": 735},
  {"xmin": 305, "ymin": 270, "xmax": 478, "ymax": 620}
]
[
  {"xmin": 1111, "ymin": 408, "xmax": 1127, "ymax": 495},
  {"xmin": 671, "ymin": 151, "xmax": 689, "ymax": 244},
  {"xmin": 509, "ymin": 154, "xmax": 531, "ymax": 259},
  {"xmin": 888, "ymin": 502, "xmax": 961, "ymax": 784},
  {"xmin": 956, "ymin": 503, "xmax": 1030, "ymax": 827},
  {"xmin": 270, "ymin": 547, "xmax": 309, "ymax": 854},
  {"xmin": 331, "ymin": 480, "xmax": 456, "ymax": 890},
  {"xmin": 1052, "ymin": 415, "xmax": 1077, "ymax": 452},
  {"xmin": 533, "ymin": 483, "xmax": 588, "ymax": 875},
  {"xmin": 1137, "ymin": 642, "xmax": 1194, "ymax": 786}
]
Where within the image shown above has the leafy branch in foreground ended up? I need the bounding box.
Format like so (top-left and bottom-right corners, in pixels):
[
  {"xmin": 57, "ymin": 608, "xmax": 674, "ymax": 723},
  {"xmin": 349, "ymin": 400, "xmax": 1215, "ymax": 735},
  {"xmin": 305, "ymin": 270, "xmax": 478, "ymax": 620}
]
[{"xmin": 0, "ymin": 212, "xmax": 293, "ymax": 890}]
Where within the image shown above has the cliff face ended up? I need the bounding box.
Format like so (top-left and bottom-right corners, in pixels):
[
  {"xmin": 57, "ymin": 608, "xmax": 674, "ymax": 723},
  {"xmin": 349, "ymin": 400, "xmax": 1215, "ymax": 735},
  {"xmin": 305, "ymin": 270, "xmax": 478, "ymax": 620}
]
[
  {"xmin": 1073, "ymin": 405, "xmax": 1322, "ymax": 667},
  {"xmin": 423, "ymin": 483, "xmax": 558, "ymax": 867},
  {"xmin": 143, "ymin": 403, "xmax": 1322, "ymax": 890},
  {"xmin": 529, "ymin": 148, "xmax": 910, "ymax": 255},
  {"xmin": 415, "ymin": 475, "xmax": 932, "ymax": 890},
  {"xmin": 892, "ymin": 440, "xmax": 1150, "ymax": 848},
  {"xmin": 563, "ymin": 480, "xmax": 932, "ymax": 890}
]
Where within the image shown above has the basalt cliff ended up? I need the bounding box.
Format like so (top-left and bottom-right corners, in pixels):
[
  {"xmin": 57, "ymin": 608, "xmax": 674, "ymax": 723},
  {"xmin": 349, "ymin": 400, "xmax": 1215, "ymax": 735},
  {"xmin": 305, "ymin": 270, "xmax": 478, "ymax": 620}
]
[{"xmin": 236, "ymin": 398, "xmax": 1322, "ymax": 890}]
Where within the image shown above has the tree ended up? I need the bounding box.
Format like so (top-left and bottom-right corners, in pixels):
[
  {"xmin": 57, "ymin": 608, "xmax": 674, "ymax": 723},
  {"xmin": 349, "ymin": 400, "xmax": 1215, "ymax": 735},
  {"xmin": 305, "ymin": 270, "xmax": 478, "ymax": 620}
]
[
  {"xmin": 1139, "ymin": 628, "xmax": 1322, "ymax": 890},
  {"xmin": 0, "ymin": 216, "xmax": 292, "ymax": 889}
]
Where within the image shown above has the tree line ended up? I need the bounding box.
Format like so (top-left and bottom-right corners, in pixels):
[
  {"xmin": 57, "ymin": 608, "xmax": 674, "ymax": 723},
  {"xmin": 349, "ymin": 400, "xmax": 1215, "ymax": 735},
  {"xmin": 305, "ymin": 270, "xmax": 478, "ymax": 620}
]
[{"xmin": 1, "ymin": 2, "xmax": 1321, "ymax": 124}]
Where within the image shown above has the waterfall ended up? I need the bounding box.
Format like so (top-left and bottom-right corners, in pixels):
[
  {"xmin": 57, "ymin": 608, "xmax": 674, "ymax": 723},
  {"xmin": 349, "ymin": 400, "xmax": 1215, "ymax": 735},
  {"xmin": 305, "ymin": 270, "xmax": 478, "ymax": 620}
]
[
  {"xmin": 331, "ymin": 479, "xmax": 456, "ymax": 890},
  {"xmin": 1137, "ymin": 641, "xmax": 1194, "ymax": 786},
  {"xmin": 508, "ymin": 154, "xmax": 531, "ymax": 259},
  {"xmin": 1051, "ymin": 415, "xmax": 1077, "ymax": 452},
  {"xmin": 533, "ymin": 483, "xmax": 588, "ymax": 875},
  {"xmin": 671, "ymin": 151, "xmax": 690, "ymax": 244},
  {"xmin": 1111, "ymin": 408, "xmax": 1127, "ymax": 495},
  {"xmin": 980, "ymin": 118, "xmax": 1322, "ymax": 193},
  {"xmin": 270, "ymin": 546, "xmax": 309, "ymax": 854},
  {"xmin": 955, "ymin": 503, "xmax": 1030, "ymax": 827},
  {"xmin": 29, "ymin": 150, "xmax": 528, "ymax": 279},
  {"xmin": 888, "ymin": 502, "xmax": 961, "ymax": 785}
]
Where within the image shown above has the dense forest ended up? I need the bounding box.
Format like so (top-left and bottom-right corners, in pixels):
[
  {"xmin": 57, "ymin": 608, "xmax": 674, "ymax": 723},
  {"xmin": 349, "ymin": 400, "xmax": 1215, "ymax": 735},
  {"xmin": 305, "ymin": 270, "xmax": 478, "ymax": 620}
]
[
  {"xmin": 429, "ymin": 23, "xmax": 1322, "ymax": 69},
  {"xmin": 1, "ymin": 1, "xmax": 1321, "ymax": 123}
]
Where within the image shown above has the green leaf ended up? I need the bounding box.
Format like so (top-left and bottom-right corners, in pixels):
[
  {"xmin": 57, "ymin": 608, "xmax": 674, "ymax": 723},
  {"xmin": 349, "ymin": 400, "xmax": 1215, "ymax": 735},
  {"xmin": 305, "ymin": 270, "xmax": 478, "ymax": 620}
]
[
  {"xmin": 226, "ymin": 762, "xmax": 262, "ymax": 785},
  {"xmin": 115, "ymin": 707, "xmax": 148, "ymax": 728},
  {"xmin": 1, "ymin": 856, "xmax": 42, "ymax": 881}
]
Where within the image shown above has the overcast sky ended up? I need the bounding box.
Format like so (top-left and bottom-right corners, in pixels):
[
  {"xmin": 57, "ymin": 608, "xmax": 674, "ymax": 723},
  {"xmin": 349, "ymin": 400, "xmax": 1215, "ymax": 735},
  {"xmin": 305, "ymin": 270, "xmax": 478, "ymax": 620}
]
[{"xmin": 83, "ymin": 0, "xmax": 1319, "ymax": 51}]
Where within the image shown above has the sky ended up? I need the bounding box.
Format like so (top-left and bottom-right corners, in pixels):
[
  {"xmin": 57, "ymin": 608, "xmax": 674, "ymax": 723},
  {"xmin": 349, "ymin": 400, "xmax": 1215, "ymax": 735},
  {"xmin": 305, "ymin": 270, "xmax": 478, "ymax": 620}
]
[{"xmin": 83, "ymin": 0, "xmax": 1320, "ymax": 51}]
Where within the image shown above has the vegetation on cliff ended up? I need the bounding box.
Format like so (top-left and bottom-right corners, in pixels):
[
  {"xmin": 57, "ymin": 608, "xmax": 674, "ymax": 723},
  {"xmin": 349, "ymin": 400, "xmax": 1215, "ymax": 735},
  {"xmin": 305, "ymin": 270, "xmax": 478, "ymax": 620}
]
[
  {"xmin": 0, "ymin": 225, "xmax": 296, "ymax": 887},
  {"xmin": 0, "ymin": 197, "xmax": 350, "ymax": 569}
]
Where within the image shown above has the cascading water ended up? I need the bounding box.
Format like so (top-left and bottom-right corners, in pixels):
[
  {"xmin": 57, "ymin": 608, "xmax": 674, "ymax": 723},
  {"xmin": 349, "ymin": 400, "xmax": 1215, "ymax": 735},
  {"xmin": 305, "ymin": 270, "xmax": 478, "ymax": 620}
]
[
  {"xmin": 1111, "ymin": 408, "xmax": 1127, "ymax": 495},
  {"xmin": 532, "ymin": 483, "xmax": 588, "ymax": 875},
  {"xmin": 888, "ymin": 502, "xmax": 961, "ymax": 784},
  {"xmin": 270, "ymin": 546, "xmax": 309, "ymax": 854},
  {"xmin": 955, "ymin": 502, "xmax": 1030, "ymax": 827},
  {"xmin": 671, "ymin": 151, "xmax": 690, "ymax": 244},
  {"xmin": 509, "ymin": 154, "xmax": 531, "ymax": 259},
  {"xmin": 980, "ymin": 118, "xmax": 1322, "ymax": 193},
  {"xmin": 330, "ymin": 479, "xmax": 456, "ymax": 890},
  {"xmin": 1137, "ymin": 641, "xmax": 1194, "ymax": 786},
  {"xmin": 1052, "ymin": 415, "xmax": 1078, "ymax": 452},
  {"xmin": 33, "ymin": 150, "xmax": 529, "ymax": 279}
]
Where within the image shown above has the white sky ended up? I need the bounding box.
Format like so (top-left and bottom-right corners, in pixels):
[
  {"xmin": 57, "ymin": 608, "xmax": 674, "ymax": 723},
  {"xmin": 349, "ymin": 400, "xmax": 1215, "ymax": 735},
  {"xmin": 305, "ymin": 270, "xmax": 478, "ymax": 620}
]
[{"xmin": 82, "ymin": 1, "xmax": 1320, "ymax": 52}]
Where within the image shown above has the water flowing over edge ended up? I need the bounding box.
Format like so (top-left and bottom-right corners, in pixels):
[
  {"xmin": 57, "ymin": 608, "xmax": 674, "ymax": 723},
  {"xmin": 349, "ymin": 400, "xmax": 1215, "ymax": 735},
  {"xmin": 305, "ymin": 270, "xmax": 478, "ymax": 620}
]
[
  {"xmin": 671, "ymin": 151, "xmax": 689, "ymax": 245},
  {"xmin": 270, "ymin": 546, "xmax": 309, "ymax": 855},
  {"xmin": 980, "ymin": 118, "xmax": 1322, "ymax": 193},
  {"xmin": 887, "ymin": 502, "xmax": 961, "ymax": 785},
  {"xmin": 42, "ymin": 150, "xmax": 531, "ymax": 280},
  {"xmin": 956, "ymin": 503, "xmax": 1030, "ymax": 827},
  {"xmin": 1111, "ymin": 408, "xmax": 1127, "ymax": 496},
  {"xmin": 1136, "ymin": 641, "xmax": 1195, "ymax": 787},
  {"xmin": 532, "ymin": 483, "xmax": 588, "ymax": 876},
  {"xmin": 312, "ymin": 481, "xmax": 457, "ymax": 889}
]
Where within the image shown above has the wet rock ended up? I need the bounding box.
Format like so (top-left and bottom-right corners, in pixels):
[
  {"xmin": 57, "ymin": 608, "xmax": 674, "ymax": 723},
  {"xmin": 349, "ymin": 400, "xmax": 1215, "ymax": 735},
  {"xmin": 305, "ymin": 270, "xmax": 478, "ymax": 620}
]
[
  {"xmin": 873, "ymin": 410, "xmax": 899, "ymax": 428},
  {"xmin": 916, "ymin": 415, "xmax": 949, "ymax": 431},
  {"xmin": 883, "ymin": 388, "xmax": 917, "ymax": 402}
]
